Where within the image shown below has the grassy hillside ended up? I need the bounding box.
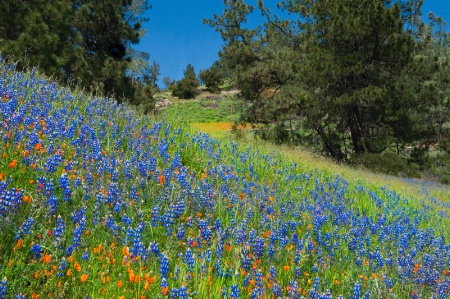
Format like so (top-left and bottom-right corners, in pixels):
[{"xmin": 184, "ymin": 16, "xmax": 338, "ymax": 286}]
[{"xmin": 0, "ymin": 62, "xmax": 450, "ymax": 298}]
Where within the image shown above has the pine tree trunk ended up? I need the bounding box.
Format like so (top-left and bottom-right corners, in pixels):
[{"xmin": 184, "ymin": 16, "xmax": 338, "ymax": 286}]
[{"xmin": 348, "ymin": 104, "xmax": 366, "ymax": 153}]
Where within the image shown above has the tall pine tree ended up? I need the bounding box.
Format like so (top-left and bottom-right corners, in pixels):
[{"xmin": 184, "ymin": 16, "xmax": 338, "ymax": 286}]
[
  {"xmin": 206, "ymin": 0, "xmax": 450, "ymax": 162},
  {"xmin": 0, "ymin": 0, "xmax": 151, "ymax": 102}
]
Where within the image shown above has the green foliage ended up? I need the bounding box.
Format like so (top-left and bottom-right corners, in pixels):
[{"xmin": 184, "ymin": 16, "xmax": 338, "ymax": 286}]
[
  {"xmin": 162, "ymin": 76, "xmax": 176, "ymax": 90},
  {"xmin": 0, "ymin": 0, "xmax": 153, "ymax": 105},
  {"xmin": 352, "ymin": 152, "xmax": 421, "ymax": 178},
  {"xmin": 199, "ymin": 61, "xmax": 225, "ymax": 93},
  {"xmin": 171, "ymin": 64, "xmax": 200, "ymax": 99}
]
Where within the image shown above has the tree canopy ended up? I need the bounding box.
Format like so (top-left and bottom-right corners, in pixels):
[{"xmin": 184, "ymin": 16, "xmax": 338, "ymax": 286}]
[
  {"xmin": 205, "ymin": 0, "xmax": 450, "ymax": 169},
  {"xmin": 171, "ymin": 64, "xmax": 200, "ymax": 99},
  {"xmin": 0, "ymin": 0, "xmax": 153, "ymax": 105}
]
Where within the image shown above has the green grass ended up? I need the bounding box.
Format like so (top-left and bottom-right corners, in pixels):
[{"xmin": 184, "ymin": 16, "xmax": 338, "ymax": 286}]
[
  {"xmin": 161, "ymin": 96, "xmax": 241, "ymax": 123},
  {"xmin": 1, "ymin": 63, "xmax": 450, "ymax": 299}
]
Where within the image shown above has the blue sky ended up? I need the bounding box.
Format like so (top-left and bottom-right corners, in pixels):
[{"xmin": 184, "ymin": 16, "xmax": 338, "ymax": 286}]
[{"xmin": 134, "ymin": 0, "xmax": 450, "ymax": 87}]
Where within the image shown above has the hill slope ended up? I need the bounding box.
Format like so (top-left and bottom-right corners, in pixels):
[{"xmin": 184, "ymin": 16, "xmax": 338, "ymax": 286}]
[{"xmin": 0, "ymin": 62, "xmax": 449, "ymax": 298}]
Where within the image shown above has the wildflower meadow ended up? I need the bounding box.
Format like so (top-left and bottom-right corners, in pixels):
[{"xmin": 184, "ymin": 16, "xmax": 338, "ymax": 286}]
[{"xmin": 0, "ymin": 59, "xmax": 449, "ymax": 299}]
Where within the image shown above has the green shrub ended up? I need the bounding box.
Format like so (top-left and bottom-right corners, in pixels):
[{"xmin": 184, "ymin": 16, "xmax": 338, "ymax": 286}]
[
  {"xmin": 199, "ymin": 65, "xmax": 225, "ymax": 93},
  {"xmin": 352, "ymin": 152, "xmax": 420, "ymax": 178}
]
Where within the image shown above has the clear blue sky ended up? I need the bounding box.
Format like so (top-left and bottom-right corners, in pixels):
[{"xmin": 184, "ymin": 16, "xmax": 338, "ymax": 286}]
[{"xmin": 134, "ymin": 0, "xmax": 450, "ymax": 87}]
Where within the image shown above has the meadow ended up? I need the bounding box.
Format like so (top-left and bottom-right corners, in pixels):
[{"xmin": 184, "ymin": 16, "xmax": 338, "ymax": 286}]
[{"xmin": 0, "ymin": 60, "xmax": 450, "ymax": 299}]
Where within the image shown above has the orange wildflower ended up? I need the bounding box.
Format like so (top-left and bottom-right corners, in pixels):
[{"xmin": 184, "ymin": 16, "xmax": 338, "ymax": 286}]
[
  {"xmin": 118, "ymin": 280, "xmax": 123, "ymax": 288},
  {"xmin": 283, "ymin": 265, "xmax": 290, "ymax": 271},
  {"xmin": 66, "ymin": 269, "xmax": 72, "ymax": 276},
  {"xmin": 17, "ymin": 239, "xmax": 22, "ymax": 249},
  {"xmin": 122, "ymin": 246, "xmax": 130, "ymax": 257},
  {"xmin": 74, "ymin": 262, "xmax": 81, "ymax": 272},
  {"xmin": 34, "ymin": 270, "xmax": 40, "ymax": 279},
  {"xmin": 23, "ymin": 149, "xmax": 29, "ymax": 157},
  {"xmin": 225, "ymin": 244, "xmax": 231, "ymax": 252},
  {"xmin": 162, "ymin": 286, "xmax": 169, "ymax": 295},
  {"xmin": 22, "ymin": 195, "xmax": 32, "ymax": 203},
  {"xmin": 43, "ymin": 254, "xmax": 51, "ymax": 264},
  {"xmin": 158, "ymin": 175, "xmax": 165, "ymax": 185},
  {"xmin": 128, "ymin": 270, "xmax": 135, "ymax": 282},
  {"xmin": 35, "ymin": 143, "xmax": 42, "ymax": 151},
  {"xmin": 8, "ymin": 159, "xmax": 17, "ymax": 168},
  {"xmin": 0, "ymin": 173, "xmax": 3, "ymax": 181},
  {"xmin": 81, "ymin": 274, "xmax": 88, "ymax": 282}
]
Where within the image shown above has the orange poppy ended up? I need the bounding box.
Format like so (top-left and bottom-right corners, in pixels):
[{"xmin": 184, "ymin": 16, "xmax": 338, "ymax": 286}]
[
  {"xmin": 81, "ymin": 274, "xmax": 88, "ymax": 282},
  {"xmin": 43, "ymin": 254, "xmax": 51, "ymax": 264},
  {"xmin": 8, "ymin": 159, "xmax": 17, "ymax": 168},
  {"xmin": 158, "ymin": 175, "xmax": 165, "ymax": 185},
  {"xmin": 74, "ymin": 262, "xmax": 81, "ymax": 272}
]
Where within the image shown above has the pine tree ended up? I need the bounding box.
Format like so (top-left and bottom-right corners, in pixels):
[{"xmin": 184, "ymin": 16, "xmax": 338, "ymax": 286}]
[
  {"xmin": 0, "ymin": 0, "xmax": 151, "ymax": 103},
  {"xmin": 206, "ymin": 0, "xmax": 448, "ymax": 161},
  {"xmin": 172, "ymin": 64, "xmax": 199, "ymax": 99}
]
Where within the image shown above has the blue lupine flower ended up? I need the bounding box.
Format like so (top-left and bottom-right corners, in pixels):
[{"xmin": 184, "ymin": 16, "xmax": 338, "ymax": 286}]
[
  {"xmin": 82, "ymin": 249, "xmax": 90, "ymax": 261},
  {"xmin": 15, "ymin": 217, "xmax": 34, "ymax": 240},
  {"xmin": 59, "ymin": 173, "xmax": 72, "ymax": 201},
  {"xmin": 30, "ymin": 244, "xmax": 42, "ymax": 258},
  {"xmin": 151, "ymin": 206, "xmax": 160, "ymax": 227},
  {"xmin": 177, "ymin": 225, "xmax": 185, "ymax": 240},
  {"xmin": 160, "ymin": 254, "xmax": 169, "ymax": 278},
  {"xmin": 352, "ymin": 282, "xmax": 361, "ymax": 299},
  {"xmin": 178, "ymin": 285, "xmax": 189, "ymax": 299},
  {"xmin": 0, "ymin": 278, "xmax": 6, "ymax": 298},
  {"xmin": 57, "ymin": 258, "xmax": 67, "ymax": 276},
  {"xmin": 313, "ymin": 277, "xmax": 320, "ymax": 291},
  {"xmin": 230, "ymin": 284, "xmax": 240, "ymax": 298}
]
